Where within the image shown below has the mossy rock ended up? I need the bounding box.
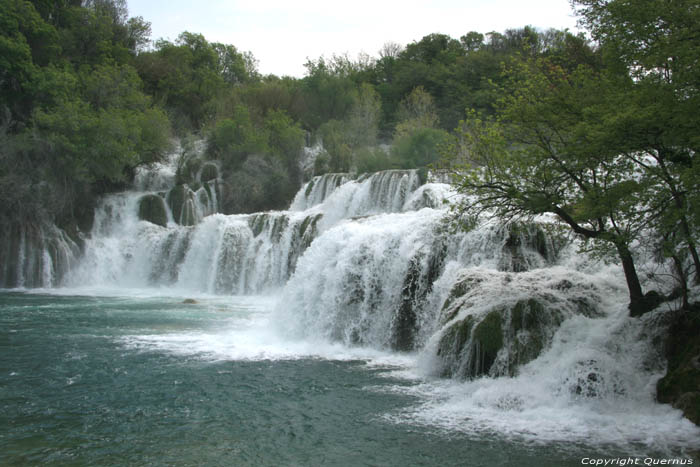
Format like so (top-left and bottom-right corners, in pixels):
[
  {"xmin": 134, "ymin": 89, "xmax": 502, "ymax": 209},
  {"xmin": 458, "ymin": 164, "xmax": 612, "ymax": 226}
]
[
  {"xmin": 501, "ymin": 222, "xmax": 553, "ymax": 272},
  {"xmin": 471, "ymin": 311, "xmax": 503, "ymax": 374},
  {"xmin": 167, "ymin": 185, "xmax": 187, "ymax": 223},
  {"xmin": 200, "ymin": 162, "xmax": 219, "ymax": 182},
  {"xmin": 417, "ymin": 167, "xmax": 428, "ymax": 185},
  {"xmin": 299, "ymin": 214, "xmax": 322, "ymax": 249},
  {"xmin": 657, "ymin": 310, "xmax": 700, "ymax": 425},
  {"xmin": 304, "ymin": 178, "xmax": 316, "ymax": 197},
  {"xmin": 436, "ymin": 295, "xmax": 572, "ymax": 379},
  {"xmin": 138, "ymin": 194, "xmax": 168, "ymax": 227},
  {"xmin": 508, "ymin": 298, "xmax": 563, "ymax": 373},
  {"xmin": 270, "ymin": 216, "xmax": 289, "ymax": 242},
  {"xmin": 674, "ymin": 392, "xmax": 700, "ymax": 426},
  {"xmin": 437, "ymin": 315, "xmax": 475, "ymax": 359},
  {"xmin": 248, "ymin": 214, "xmax": 268, "ymax": 237},
  {"xmin": 167, "ymin": 184, "xmax": 197, "ymax": 225},
  {"xmin": 176, "ymin": 158, "xmax": 203, "ymax": 185},
  {"xmin": 440, "ymin": 275, "xmax": 485, "ymax": 324}
]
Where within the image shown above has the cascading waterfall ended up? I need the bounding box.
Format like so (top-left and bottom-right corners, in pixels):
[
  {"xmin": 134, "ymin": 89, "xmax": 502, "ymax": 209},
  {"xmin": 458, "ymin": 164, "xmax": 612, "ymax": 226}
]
[
  {"xmin": 0, "ymin": 221, "xmax": 80, "ymax": 288},
  {"xmin": 7, "ymin": 149, "xmax": 697, "ymax": 447},
  {"xmin": 69, "ymin": 164, "xmax": 440, "ymax": 294}
]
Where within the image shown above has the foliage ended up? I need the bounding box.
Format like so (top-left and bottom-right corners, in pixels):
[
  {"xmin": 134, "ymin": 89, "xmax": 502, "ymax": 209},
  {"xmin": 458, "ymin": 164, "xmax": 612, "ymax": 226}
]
[
  {"xmin": 0, "ymin": 0, "xmax": 172, "ymax": 232},
  {"xmin": 207, "ymin": 105, "xmax": 267, "ymax": 170},
  {"xmin": 221, "ymin": 155, "xmax": 296, "ymax": 214},
  {"xmin": 394, "ymin": 86, "xmax": 439, "ymax": 138},
  {"xmin": 445, "ymin": 57, "xmax": 658, "ymax": 314},
  {"xmin": 444, "ymin": 1, "xmax": 699, "ymax": 312},
  {"xmin": 392, "ymin": 127, "xmax": 449, "ymax": 169},
  {"xmin": 355, "ymin": 147, "xmax": 393, "ymax": 174}
]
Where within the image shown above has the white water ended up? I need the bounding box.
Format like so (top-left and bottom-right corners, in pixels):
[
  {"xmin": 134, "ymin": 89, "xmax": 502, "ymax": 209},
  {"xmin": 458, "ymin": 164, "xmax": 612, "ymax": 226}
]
[{"xmin": 9, "ymin": 146, "xmax": 700, "ymax": 454}]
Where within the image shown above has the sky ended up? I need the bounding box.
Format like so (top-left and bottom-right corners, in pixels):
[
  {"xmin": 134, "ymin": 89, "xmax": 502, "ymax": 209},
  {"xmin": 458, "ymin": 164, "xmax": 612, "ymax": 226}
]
[{"xmin": 127, "ymin": 0, "xmax": 582, "ymax": 78}]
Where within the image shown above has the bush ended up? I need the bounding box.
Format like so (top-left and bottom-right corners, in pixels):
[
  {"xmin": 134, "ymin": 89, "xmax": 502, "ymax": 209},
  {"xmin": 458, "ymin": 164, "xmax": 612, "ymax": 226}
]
[{"xmin": 391, "ymin": 127, "xmax": 449, "ymax": 168}]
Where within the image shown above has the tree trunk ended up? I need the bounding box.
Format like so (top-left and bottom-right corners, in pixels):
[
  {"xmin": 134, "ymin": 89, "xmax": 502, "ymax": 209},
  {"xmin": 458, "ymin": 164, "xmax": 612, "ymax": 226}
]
[
  {"xmin": 615, "ymin": 241, "xmax": 646, "ymax": 316},
  {"xmin": 672, "ymin": 254, "xmax": 690, "ymax": 310}
]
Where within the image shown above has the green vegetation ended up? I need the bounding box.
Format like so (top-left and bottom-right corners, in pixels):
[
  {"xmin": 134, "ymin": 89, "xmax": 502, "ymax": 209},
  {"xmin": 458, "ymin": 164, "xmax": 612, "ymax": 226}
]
[
  {"xmin": 445, "ymin": 0, "xmax": 699, "ymax": 316},
  {"xmin": 1, "ymin": 0, "xmax": 597, "ymax": 228},
  {"xmin": 2, "ymin": 0, "xmax": 696, "ymax": 319},
  {"xmin": 0, "ymin": 0, "xmax": 171, "ymax": 234}
]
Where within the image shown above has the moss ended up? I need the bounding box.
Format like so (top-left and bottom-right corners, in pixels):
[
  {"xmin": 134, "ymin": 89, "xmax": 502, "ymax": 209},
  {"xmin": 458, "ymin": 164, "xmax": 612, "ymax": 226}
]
[
  {"xmin": 270, "ymin": 216, "xmax": 289, "ymax": 242},
  {"xmin": 167, "ymin": 185, "xmax": 187, "ymax": 224},
  {"xmin": 299, "ymin": 214, "xmax": 322, "ymax": 249},
  {"xmin": 180, "ymin": 201, "xmax": 196, "ymax": 226},
  {"xmin": 501, "ymin": 222, "xmax": 554, "ymax": 272},
  {"xmin": 393, "ymin": 258, "xmax": 421, "ymax": 351},
  {"xmin": 440, "ymin": 276, "xmax": 484, "ymax": 323},
  {"xmin": 304, "ymin": 178, "xmax": 315, "ymax": 197},
  {"xmin": 200, "ymin": 162, "xmax": 219, "ymax": 182},
  {"xmin": 657, "ymin": 309, "xmax": 700, "ymax": 425},
  {"xmin": 248, "ymin": 214, "xmax": 267, "ymax": 237},
  {"xmin": 202, "ymin": 180, "xmax": 213, "ymax": 200},
  {"xmin": 674, "ymin": 393, "xmax": 700, "ymax": 426},
  {"xmin": 417, "ymin": 167, "xmax": 428, "ymax": 185},
  {"xmin": 533, "ymin": 228, "xmax": 548, "ymax": 257},
  {"xmin": 437, "ymin": 316, "xmax": 474, "ymax": 357},
  {"xmin": 436, "ymin": 315, "xmax": 476, "ymax": 377},
  {"xmin": 472, "ymin": 311, "xmax": 503, "ymax": 374},
  {"xmin": 138, "ymin": 194, "xmax": 168, "ymax": 227},
  {"xmin": 508, "ymin": 298, "xmax": 562, "ymax": 373}
]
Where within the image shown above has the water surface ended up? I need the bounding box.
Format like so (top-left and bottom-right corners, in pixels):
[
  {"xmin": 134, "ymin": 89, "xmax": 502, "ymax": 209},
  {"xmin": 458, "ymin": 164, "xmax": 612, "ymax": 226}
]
[{"xmin": 0, "ymin": 291, "xmax": 693, "ymax": 466}]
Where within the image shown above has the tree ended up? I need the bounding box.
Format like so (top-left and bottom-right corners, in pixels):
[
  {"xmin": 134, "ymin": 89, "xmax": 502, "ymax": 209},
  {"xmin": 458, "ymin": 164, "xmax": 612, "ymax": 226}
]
[
  {"xmin": 573, "ymin": 0, "xmax": 700, "ymax": 285},
  {"xmin": 394, "ymin": 86, "xmax": 439, "ymax": 137},
  {"xmin": 573, "ymin": 0, "xmax": 700, "ymax": 91},
  {"xmin": 346, "ymin": 83, "xmax": 382, "ymax": 148},
  {"xmin": 446, "ymin": 58, "xmax": 659, "ymax": 315},
  {"xmin": 207, "ymin": 105, "xmax": 268, "ymax": 170}
]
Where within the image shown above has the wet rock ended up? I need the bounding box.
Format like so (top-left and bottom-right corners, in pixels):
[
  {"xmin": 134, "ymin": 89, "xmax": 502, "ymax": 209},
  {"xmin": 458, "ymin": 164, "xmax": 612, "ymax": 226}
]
[
  {"xmin": 434, "ymin": 270, "xmax": 599, "ymax": 379},
  {"xmin": 167, "ymin": 185, "xmax": 196, "ymax": 226},
  {"xmin": 138, "ymin": 194, "xmax": 168, "ymax": 227},
  {"xmin": 657, "ymin": 307, "xmax": 700, "ymax": 425},
  {"xmin": 200, "ymin": 162, "xmax": 219, "ymax": 182}
]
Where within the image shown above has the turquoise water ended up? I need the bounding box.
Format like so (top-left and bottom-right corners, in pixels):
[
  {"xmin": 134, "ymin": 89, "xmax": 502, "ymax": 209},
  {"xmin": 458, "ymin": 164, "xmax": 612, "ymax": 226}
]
[{"xmin": 0, "ymin": 291, "xmax": 687, "ymax": 466}]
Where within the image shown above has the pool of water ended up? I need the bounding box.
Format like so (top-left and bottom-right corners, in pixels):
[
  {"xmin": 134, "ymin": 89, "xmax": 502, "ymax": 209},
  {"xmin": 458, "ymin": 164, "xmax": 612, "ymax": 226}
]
[{"xmin": 0, "ymin": 291, "xmax": 695, "ymax": 466}]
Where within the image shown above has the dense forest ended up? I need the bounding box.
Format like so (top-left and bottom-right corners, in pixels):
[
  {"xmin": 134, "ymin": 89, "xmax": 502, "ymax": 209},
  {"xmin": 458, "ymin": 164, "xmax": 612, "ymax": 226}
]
[
  {"xmin": 0, "ymin": 0, "xmax": 596, "ymax": 226},
  {"xmin": 0, "ymin": 0, "xmax": 698, "ymax": 311}
]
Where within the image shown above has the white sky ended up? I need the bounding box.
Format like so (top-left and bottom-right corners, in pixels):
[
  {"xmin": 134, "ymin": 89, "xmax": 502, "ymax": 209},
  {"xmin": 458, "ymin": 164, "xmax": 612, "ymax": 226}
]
[{"xmin": 127, "ymin": 0, "xmax": 581, "ymax": 78}]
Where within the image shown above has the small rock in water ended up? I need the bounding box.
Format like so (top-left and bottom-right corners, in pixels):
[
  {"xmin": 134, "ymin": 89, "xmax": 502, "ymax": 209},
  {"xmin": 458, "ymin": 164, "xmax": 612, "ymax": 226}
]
[{"xmin": 182, "ymin": 298, "xmax": 198, "ymax": 304}]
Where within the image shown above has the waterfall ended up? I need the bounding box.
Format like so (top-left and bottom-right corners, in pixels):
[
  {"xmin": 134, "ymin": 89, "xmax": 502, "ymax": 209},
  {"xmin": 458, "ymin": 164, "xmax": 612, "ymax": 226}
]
[
  {"xmin": 0, "ymin": 221, "xmax": 79, "ymax": 288},
  {"xmin": 4, "ymin": 145, "xmax": 697, "ymax": 446},
  {"xmin": 69, "ymin": 165, "xmax": 436, "ymax": 294},
  {"xmin": 8, "ymin": 146, "xmax": 690, "ymax": 431}
]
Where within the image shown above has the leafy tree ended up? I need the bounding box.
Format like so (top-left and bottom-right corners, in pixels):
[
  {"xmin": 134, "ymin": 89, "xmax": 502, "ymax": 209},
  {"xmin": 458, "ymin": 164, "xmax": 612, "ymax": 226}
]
[
  {"xmin": 345, "ymin": 83, "xmax": 382, "ymax": 148},
  {"xmin": 446, "ymin": 59, "xmax": 659, "ymax": 315},
  {"xmin": 355, "ymin": 147, "xmax": 393, "ymax": 173},
  {"xmin": 394, "ymin": 86, "xmax": 439, "ymax": 137},
  {"xmin": 573, "ymin": 0, "xmax": 700, "ymax": 286},
  {"xmin": 264, "ymin": 108, "xmax": 305, "ymax": 179},
  {"xmin": 221, "ymin": 155, "xmax": 295, "ymax": 213},
  {"xmin": 207, "ymin": 105, "xmax": 268, "ymax": 170},
  {"xmin": 315, "ymin": 119, "xmax": 352, "ymax": 173},
  {"xmin": 136, "ymin": 32, "xmax": 242, "ymax": 131},
  {"xmin": 392, "ymin": 127, "xmax": 449, "ymax": 169}
]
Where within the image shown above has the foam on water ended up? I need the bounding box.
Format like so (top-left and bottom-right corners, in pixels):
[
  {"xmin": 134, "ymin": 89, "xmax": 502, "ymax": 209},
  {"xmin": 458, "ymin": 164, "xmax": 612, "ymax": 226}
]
[
  {"xmin": 380, "ymin": 307, "xmax": 700, "ymax": 454},
  {"xmin": 106, "ymin": 292, "xmax": 416, "ymax": 366},
  {"xmin": 7, "ymin": 146, "xmax": 698, "ymax": 456}
]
